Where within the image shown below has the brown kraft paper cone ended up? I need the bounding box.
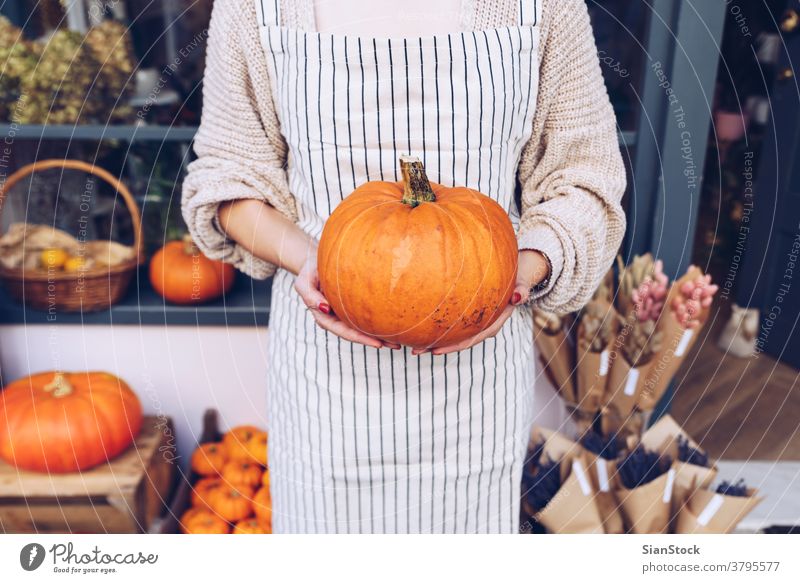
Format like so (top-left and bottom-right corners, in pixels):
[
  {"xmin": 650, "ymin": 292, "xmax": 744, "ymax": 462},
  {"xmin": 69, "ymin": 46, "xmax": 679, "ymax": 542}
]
[
  {"xmin": 582, "ymin": 452, "xmax": 624, "ymax": 534},
  {"xmin": 534, "ymin": 328, "xmax": 576, "ymax": 404},
  {"xmin": 600, "ymin": 406, "xmax": 645, "ymax": 439},
  {"xmin": 576, "ymin": 348, "xmax": 611, "ymax": 414},
  {"xmin": 536, "ymin": 459, "xmax": 605, "ymax": 534},
  {"xmin": 616, "ymin": 466, "xmax": 676, "ymax": 533},
  {"xmin": 675, "ymin": 488, "xmax": 762, "ymax": 534},
  {"xmin": 640, "ymin": 415, "xmax": 718, "ymax": 510},
  {"xmin": 605, "ymin": 353, "xmax": 652, "ymax": 420},
  {"xmin": 639, "ymin": 267, "xmax": 711, "ymax": 410},
  {"xmin": 531, "ymin": 427, "xmax": 585, "ymax": 481}
]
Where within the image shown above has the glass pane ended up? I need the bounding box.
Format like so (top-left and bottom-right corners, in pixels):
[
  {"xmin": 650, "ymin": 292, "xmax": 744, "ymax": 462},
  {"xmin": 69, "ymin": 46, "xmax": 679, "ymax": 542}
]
[{"xmin": 588, "ymin": 0, "xmax": 651, "ymax": 131}]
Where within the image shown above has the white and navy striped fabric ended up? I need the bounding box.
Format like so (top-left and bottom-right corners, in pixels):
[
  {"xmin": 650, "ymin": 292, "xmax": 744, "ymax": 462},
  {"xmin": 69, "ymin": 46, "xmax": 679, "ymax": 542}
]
[{"xmin": 258, "ymin": 0, "xmax": 543, "ymax": 533}]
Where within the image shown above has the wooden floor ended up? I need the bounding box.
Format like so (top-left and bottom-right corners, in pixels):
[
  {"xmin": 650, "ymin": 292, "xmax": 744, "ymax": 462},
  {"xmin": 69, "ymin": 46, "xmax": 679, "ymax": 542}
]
[{"xmin": 670, "ymin": 302, "xmax": 800, "ymax": 461}]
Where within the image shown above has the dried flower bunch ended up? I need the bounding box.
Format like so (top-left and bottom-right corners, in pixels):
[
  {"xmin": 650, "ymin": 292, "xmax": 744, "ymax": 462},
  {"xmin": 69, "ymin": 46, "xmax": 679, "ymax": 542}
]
[
  {"xmin": 615, "ymin": 254, "xmax": 667, "ymax": 366},
  {"xmin": 1, "ymin": 19, "xmax": 137, "ymax": 124},
  {"xmin": 672, "ymin": 271, "xmax": 719, "ymax": 329},
  {"xmin": 617, "ymin": 446, "xmax": 672, "ymax": 490},
  {"xmin": 85, "ymin": 20, "xmax": 136, "ymax": 123},
  {"xmin": 522, "ymin": 441, "xmax": 562, "ymax": 513},
  {"xmin": 716, "ymin": 479, "xmax": 749, "ymax": 497},
  {"xmin": 533, "ymin": 309, "xmax": 564, "ymax": 334},
  {"xmin": 577, "ymin": 301, "xmax": 618, "ymax": 352},
  {"xmin": 0, "ymin": 17, "xmax": 40, "ymax": 120},
  {"xmin": 580, "ymin": 429, "xmax": 623, "ymax": 461},
  {"xmin": 677, "ymin": 435, "xmax": 710, "ymax": 468}
]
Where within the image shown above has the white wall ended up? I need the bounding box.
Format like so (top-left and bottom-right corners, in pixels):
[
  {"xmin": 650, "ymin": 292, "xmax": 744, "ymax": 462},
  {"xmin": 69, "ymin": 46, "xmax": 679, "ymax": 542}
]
[{"xmin": 0, "ymin": 324, "xmax": 270, "ymax": 467}]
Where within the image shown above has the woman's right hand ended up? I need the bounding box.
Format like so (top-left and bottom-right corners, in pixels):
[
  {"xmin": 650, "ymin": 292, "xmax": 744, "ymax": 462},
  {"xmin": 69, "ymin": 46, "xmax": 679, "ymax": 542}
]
[{"xmin": 294, "ymin": 252, "xmax": 399, "ymax": 350}]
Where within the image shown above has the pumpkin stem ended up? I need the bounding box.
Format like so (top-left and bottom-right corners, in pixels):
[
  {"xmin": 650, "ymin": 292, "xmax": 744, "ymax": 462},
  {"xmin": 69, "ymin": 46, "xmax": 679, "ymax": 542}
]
[
  {"xmin": 43, "ymin": 373, "xmax": 73, "ymax": 398},
  {"xmin": 400, "ymin": 155, "xmax": 435, "ymax": 208},
  {"xmin": 182, "ymin": 234, "xmax": 198, "ymax": 255}
]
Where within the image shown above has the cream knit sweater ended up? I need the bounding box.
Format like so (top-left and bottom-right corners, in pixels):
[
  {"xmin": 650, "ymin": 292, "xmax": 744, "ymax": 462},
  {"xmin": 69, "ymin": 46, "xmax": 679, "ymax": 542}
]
[{"xmin": 181, "ymin": 0, "xmax": 627, "ymax": 314}]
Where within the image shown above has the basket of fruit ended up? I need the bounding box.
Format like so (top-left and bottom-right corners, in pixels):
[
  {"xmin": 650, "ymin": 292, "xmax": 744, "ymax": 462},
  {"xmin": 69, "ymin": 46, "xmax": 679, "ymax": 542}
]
[{"xmin": 0, "ymin": 159, "xmax": 142, "ymax": 312}]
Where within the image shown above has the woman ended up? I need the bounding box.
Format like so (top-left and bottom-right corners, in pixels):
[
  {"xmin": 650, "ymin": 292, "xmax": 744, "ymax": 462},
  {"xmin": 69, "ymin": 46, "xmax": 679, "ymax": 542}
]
[{"xmin": 182, "ymin": 0, "xmax": 626, "ymax": 533}]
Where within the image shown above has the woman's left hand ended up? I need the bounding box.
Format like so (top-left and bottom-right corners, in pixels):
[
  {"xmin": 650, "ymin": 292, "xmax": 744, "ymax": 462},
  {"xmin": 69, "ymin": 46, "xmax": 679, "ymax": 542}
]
[{"xmin": 419, "ymin": 250, "xmax": 550, "ymax": 356}]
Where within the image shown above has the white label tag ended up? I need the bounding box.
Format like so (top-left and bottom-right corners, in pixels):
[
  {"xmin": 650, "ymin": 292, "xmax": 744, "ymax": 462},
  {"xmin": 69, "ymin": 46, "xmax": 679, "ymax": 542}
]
[
  {"xmin": 623, "ymin": 367, "xmax": 640, "ymax": 396},
  {"xmin": 696, "ymin": 493, "xmax": 725, "ymax": 526},
  {"xmin": 662, "ymin": 468, "xmax": 676, "ymax": 503},
  {"xmin": 674, "ymin": 328, "xmax": 694, "ymax": 357},
  {"xmin": 572, "ymin": 460, "xmax": 593, "ymax": 496},
  {"xmin": 596, "ymin": 460, "xmax": 610, "ymax": 492},
  {"xmin": 599, "ymin": 349, "xmax": 610, "ymax": 376}
]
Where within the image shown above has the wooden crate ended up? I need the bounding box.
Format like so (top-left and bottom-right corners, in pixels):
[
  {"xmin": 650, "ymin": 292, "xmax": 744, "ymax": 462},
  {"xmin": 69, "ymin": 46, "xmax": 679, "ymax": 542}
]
[
  {"xmin": 154, "ymin": 409, "xmax": 220, "ymax": 534},
  {"xmin": 0, "ymin": 416, "xmax": 177, "ymax": 534}
]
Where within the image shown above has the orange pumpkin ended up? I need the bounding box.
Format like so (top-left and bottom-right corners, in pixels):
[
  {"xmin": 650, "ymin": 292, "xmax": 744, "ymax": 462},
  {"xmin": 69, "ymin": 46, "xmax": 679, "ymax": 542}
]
[
  {"xmin": 253, "ymin": 486, "xmax": 272, "ymax": 527},
  {"xmin": 233, "ymin": 518, "xmax": 271, "ymax": 534},
  {"xmin": 191, "ymin": 443, "xmax": 228, "ymax": 476},
  {"xmin": 318, "ymin": 156, "xmax": 518, "ymax": 349},
  {"xmin": 178, "ymin": 508, "xmax": 205, "ymax": 533},
  {"xmin": 0, "ymin": 371, "xmax": 143, "ymax": 473},
  {"xmin": 149, "ymin": 235, "xmax": 235, "ymax": 305},
  {"xmin": 245, "ymin": 431, "xmax": 268, "ymax": 466},
  {"xmin": 223, "ymin": 426, "xmax": 266, "ymax": 462},
  {"xmin": 222, "ymin": 460, "xmax": 263, "ymax": 488},
  {"xmin": 182, "ymin": 510, "xmax": 230, "ymax": 534},
  {"xmin": 191, "ymin": 477, "xmax": 223, "ymax": 510},
  {"xmin": 208, "ymin": 484, "xmax": 254, "ymax": 523}
]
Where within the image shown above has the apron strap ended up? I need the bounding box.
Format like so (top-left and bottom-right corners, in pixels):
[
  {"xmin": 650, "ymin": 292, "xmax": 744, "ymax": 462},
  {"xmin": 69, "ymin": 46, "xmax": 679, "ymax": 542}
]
[
  {"xmin": 518, "ymin": 0, "xmax": 540, "ymax": 27},
  {"xmin": 257, "ymin": 0, "xmax": 281, "ymax": 27}
]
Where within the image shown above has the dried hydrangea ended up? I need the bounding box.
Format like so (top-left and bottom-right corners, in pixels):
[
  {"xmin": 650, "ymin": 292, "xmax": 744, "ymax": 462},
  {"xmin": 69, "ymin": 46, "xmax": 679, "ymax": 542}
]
[
  {"xmin": 0, "ymin": 16, "xmax": 39, "ymax": 120},
  {"xmin": 85, "ymin": 20, "xmax": 137, "ymax": 123},
  {"xmin": 16, "ymin": 29, "xmax": 102, "ymax": 124}
]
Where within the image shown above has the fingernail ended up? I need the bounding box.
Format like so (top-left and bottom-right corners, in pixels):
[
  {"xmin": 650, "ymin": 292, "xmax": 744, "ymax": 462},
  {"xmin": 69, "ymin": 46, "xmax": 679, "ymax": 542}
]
[
  {"xmin": 319, "ymin": 302, "xmax": 330, "ymax": 314},
  {"xmin": 512, "ymin": 292, "xmax": 522, "ymax": 305}
]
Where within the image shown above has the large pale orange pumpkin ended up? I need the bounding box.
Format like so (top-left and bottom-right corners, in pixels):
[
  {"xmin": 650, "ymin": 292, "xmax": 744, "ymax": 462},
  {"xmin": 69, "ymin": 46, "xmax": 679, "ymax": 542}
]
[
  {"xmin": 149, "ymin": 235, "xmax": 235, "ymax": 304},
  {"xmin": 318, "ymin": 156, "xmax": 518, "ymax": 348},
  {"xmin": 0, "ymin": 371, "xmax": 143, "ymax": 473}
]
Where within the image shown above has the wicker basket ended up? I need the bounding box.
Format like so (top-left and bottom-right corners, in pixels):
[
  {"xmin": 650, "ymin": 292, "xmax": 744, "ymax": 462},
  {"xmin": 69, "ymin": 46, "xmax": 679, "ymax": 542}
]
[{"xmin": 0, "ymin": 159, "xmax": 143, "ymax": 312}]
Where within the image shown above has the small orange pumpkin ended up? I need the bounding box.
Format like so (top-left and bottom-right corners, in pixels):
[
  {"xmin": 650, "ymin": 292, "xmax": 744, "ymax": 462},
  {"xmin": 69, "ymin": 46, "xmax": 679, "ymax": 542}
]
[
  {"xmin": 223, "ymin": 426, "xmax": 266, "ymax": 462},
  {"xmin": 245, "ymin": 432, "xmax": 268, "ymax": 466},
  {"xmin": 178, "ymin": 508, "xmax": 205, "ymax": 533},
  {"xmin": 318, "ymin": 156, "xmax": 518, "ymax": 349},
  {"xmin": 221, "ymin": 460, "xmax": 263, "ymax": 488},
  {"xmin": 253, "ymin": 486, "xmax": 272, "ymax": 527},
  {"xmin": 191, "ymin": 477, "xmax": 223, "ymax": 510},
  {"xmin": 149, "ymin": 235, "xmax": 235, "ymax": 305},
  {"xmin": 182, "ymin": 510, "xmax": 230, "ymax": 534},
  {"xmin": 233, "ymin": 518, "xmax": 271, "ymax": 534},
  {"xmin": 208, "ymin": 484, "xmax": 254, "ymax": 523},
  {"xmin": 0, "ymin": 371, "xmax": 143, "ymax": 473},
  {"xmin": 191, "ymin": 443, "xmax": 228, "ymax": 476}
]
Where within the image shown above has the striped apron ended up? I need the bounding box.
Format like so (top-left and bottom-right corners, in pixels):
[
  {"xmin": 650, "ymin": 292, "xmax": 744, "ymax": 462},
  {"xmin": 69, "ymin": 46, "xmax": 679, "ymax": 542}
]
[{"xmin": 258, "ymin": 0, "xmax": 542, "ymax": 533}]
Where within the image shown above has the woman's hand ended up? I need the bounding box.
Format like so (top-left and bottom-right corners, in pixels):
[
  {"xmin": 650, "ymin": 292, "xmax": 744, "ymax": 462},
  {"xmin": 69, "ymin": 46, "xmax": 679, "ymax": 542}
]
[
  {"xmin": 421, "ymin": 249, "xmax": 551, "ymax": 356},
  {"xmin": 294, "ymin": 251, "xmax": 400, "ymax": 350}
]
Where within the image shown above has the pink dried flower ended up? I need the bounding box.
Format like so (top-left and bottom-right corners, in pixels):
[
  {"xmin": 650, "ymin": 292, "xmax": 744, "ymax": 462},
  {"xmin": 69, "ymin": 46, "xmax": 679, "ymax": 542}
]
[
  {"xmin": 632, "ymin": 260, "xmax": 669, "ymax": 322},
  {"xmin": 672, "ymin": 271, "xmax": 718, "ymax": 328}
]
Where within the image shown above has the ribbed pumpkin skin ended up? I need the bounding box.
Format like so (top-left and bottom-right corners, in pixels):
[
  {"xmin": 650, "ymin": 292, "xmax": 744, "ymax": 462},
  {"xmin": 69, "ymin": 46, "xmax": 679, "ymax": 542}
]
[
  {"xmin": 149, "ymin": 239, "xmax": 235, "ymax": 305},
  {"xmin": 318, "ymin": 181, "xmax": 518, "ymax": 348},
  {"xmin": 0, "ymin": 371, "xmax": 143, "ymax": 473}
]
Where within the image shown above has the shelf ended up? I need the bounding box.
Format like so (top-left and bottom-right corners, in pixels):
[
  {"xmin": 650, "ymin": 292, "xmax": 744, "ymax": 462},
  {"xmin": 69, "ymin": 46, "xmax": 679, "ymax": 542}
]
[
  {"xmin": 0, "ymin": 267, "xmax": 272, "ymax": 327},
  {"xmin": 0, "ymin": 124, "xmax": 198, "ymax": 142}
]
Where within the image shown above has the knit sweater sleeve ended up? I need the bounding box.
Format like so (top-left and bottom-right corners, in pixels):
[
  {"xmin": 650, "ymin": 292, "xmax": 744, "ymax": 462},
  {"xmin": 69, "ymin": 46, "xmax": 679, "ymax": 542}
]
[
  {"xmin": 517, "ymin": 0, "xmax": 627, "ymax": 313},
  {"xmin": 181, "ymin": 0, "xmax": 297, "ymax": 280}
]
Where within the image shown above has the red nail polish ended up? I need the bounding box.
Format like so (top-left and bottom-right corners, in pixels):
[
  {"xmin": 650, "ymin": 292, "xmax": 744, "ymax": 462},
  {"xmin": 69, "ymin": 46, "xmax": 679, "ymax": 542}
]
[
  {"xmin": 512, "ymin": 292, "xmax": 522, "ymax": 305},
  {"xmin": 319, "ymin": 302, "xmax": 330, "ymax": 314}
]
